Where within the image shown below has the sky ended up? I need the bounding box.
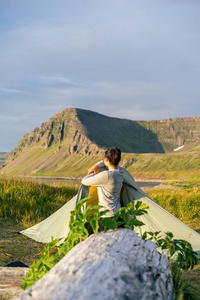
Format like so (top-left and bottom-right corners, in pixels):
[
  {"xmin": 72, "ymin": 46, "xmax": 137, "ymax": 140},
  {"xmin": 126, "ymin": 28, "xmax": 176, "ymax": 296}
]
[{"xmin": 0, "ymin": 0, "xmax": 200, "ymax": 152}]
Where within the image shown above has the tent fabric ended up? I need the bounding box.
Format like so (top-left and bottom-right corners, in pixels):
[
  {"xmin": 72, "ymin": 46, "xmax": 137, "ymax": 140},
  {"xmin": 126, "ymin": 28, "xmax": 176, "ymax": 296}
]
[
  {"xmin": 21, "ymin": 168, "xmax": 200, "ymax": 258},
  {"xmin": 20, "ymin": 185, "xmax": 89, "ymax": 244}
]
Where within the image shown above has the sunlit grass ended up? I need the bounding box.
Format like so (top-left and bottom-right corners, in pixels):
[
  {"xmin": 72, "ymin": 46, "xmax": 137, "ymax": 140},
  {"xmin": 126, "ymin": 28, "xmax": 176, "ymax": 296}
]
[
  {"xmin": 0, "ymin": 177, "xmax": 78, "ymax": 228},
  {"xmin": 144, "ymin": 187, "xmax": 200, "ymax": 231}
]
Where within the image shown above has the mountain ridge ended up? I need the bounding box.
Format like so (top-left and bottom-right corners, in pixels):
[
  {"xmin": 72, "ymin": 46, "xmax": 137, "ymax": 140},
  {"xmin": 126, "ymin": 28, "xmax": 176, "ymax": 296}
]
[
  {"xmin": 1, "ymin": 108, "xmax": 200, "ymax": 178},
  {"xmin": 8, "ymin": 108, "xmax": 200, "ymax": 155}
]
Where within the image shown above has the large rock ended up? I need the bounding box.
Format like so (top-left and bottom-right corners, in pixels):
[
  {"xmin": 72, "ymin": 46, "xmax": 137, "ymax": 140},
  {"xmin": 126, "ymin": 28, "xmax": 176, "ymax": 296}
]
[{"xmin": 15, "ymin": 229, "xmax": 174, "ymax": 300}]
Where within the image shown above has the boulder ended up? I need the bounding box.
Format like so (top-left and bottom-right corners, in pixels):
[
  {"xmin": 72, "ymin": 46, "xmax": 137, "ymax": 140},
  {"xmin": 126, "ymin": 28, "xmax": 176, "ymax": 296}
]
[{"xmin": 15, "ymin": 229, "xmax": 174, "ymax": 300}]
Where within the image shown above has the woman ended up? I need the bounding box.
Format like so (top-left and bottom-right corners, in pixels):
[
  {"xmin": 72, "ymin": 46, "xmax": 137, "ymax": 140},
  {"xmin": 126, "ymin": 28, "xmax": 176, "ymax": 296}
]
[{"xmin": 81, "ymin": 147, "xmax": 124, "ymax": 219}]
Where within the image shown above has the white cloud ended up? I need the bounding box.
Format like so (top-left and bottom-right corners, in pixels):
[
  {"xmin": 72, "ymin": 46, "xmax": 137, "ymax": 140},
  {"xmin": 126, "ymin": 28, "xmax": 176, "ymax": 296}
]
[
  {"xmin": 0, "ymin": 86, "xmax": 22, "ymax": 94},
  {"xmin": 39, "ymin": 75, "xmax": 76, "ymax": 85}
]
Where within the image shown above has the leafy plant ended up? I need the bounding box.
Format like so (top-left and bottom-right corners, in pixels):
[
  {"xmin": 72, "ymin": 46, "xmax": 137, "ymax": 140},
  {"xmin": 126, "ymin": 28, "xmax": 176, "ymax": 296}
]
[
  {"xmin": 101, "ymin": 201, "xmax": 149, "ymax": 231},
  {"xmin": 22, "ymin": 198, "xmax": 149, "ymax": 289},
  {"xmin": 22, "ymin": 197, "xmax": 109, "ymax": 289},
  {"xmin": 142, "ymin": 231, "xmax": 198, "ymax": 271},
  {"xmin": 142, "ymin": 231, "xmax": 198, "ymax": 299},
  {"xmin": 21, "ymin": 237, "xmax": 61, "ymax": 290}
]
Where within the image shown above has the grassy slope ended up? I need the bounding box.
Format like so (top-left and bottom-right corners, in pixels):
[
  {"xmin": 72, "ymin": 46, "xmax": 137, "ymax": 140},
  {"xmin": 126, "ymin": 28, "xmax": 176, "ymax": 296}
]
[
  {"xmin": 1, "ymin": 147, "xmax": 200, "ymax": 181},
  {"xmin": 124, "ymin": 151, "xmax": 200, "ymax": 180},
  {"xmin": 1, "ymin": 146, "xmax": 101, "ymax": 177}
]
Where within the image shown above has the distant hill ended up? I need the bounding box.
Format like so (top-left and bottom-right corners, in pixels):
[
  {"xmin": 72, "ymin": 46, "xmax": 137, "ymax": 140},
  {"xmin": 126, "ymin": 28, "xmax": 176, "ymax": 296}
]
[
  {"xmin": 1, "ymin": 108, "xmax": 200, "ymax": 179},
  {"xmin": 0, "ymin": 152, "xmax": 9, "ymax": 167}
]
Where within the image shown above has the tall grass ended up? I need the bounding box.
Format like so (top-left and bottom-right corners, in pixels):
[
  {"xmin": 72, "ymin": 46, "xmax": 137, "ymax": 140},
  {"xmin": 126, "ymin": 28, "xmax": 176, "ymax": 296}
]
[
  {"xmin": 1, "ymin": 177, "xmax": 199, "ymax": 232},
  {"xmin": 144, "ymin": 187, "xmax": 200, "ymax": 231},
  {"xmin": 0, "ymin": 177, "xmax": 78, "ymax": 228}
]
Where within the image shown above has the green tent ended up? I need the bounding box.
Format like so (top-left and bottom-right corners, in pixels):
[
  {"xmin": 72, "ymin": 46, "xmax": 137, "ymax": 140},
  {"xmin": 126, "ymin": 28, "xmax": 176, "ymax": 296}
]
[{"xmin": 21, "ymin": 168, "xmax": 200, "ymax": 258}]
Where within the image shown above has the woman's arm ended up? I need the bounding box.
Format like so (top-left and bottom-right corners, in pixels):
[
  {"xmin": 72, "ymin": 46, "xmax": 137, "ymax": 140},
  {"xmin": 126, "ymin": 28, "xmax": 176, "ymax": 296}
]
[
  {"xmin": 82, "ymin": 170, "xmax": 108, "ymax": 187},
  {"xmin": 88, "ymin": 160, "xmax": 105, "ymax": 175}
]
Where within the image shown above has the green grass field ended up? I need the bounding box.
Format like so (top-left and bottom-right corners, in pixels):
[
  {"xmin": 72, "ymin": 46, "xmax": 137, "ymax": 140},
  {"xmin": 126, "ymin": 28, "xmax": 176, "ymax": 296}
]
[
  {"xmin": 143, "ymin": 186, "xmax": 200, "ymax": 231},
  {"xmin": 0, "ymin": 177, "xmax": 199, "ymax": 299},
  {"xmin": 0, "ymin": 177, "xmax": 78, "ymax": 227},
  {"xmin": 0, "ymin": 177, "xmax": 78, "ymax": 267}
]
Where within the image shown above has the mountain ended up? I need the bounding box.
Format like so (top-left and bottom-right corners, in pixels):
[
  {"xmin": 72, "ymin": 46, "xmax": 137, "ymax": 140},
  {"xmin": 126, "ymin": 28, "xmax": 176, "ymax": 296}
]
[
  {"xmin": 1, "ymin": 108, "xmax": 200, "ymax": 179},
  {"xmin": 0, "ymin": 152, "xmax": 9, "ymax": 167}
]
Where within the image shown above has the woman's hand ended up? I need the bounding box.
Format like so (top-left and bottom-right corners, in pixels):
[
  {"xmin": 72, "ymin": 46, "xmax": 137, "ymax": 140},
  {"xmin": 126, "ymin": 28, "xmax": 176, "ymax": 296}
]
[{"xmin": 88, "ymin": 165, "xmax": 100, "ymax": 175}]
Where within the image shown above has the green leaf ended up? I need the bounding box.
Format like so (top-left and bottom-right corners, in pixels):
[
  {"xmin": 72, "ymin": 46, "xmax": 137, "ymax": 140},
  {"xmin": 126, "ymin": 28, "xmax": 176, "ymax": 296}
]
[
  {"xmin": 43, "ymin": 262, "xmax": 55, "ymax": 269},
  {"xmin": 118, "ymin": 207, "xmax": 127, "ymax": 221},
  {"xmin": 75, "ymin": 197, "xmax": 91, "ymax": 211},
  {"xmin": 142, "ymin": 232, "xmax": 148, "ymax": 240},
  {"xmin": 101, "ymin": 217, "xmax": 117, "ymax": 230},
  {"xmin": 77, "ymin": 211, "xmax": 84, "ymax": 219},
  {"xmin": 165, "ymin": 231, "xmax": 174, "ymax": 238},
  {"xmin": 116, "ymin": 221, "xmax": 124, "ymax": 227},
  {"xmin": 127, "ymin": 202, "xmax": 134, "ymax": 209},
  {"xmin": 84, "ymin": 205, "xmax": 102, "ymax": 217},
  {"xmin": 138, "ymin": 203, "xmax": 149, "ymax": 210},
  {"xmin": 135, "ymin": 201, "xmax": 142, "ymax": 210},
  {"xmin": 131, "ymin": 210, "xmax": 144, "ymax": 216},
  {"xmin": 58, "ymin": 243, "xmax": 69, "ymax": 256},
  {"xmin": 90, "ymin": 218, "xmax": 99, "ymax": 234},
  {"xmin": 128, "ymin": 219, "xmax": 145, "ymax": 227}
]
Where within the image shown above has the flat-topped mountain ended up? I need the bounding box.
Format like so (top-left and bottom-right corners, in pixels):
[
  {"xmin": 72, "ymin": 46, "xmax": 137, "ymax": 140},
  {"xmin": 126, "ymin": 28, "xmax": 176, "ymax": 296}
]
[
  {"xmin": 6, "ymin": 108, "xmax": 200, "ymax": 156},
  {"xmin": 1, "ymin": 108, "xmax": 200, "ymax": 178}
]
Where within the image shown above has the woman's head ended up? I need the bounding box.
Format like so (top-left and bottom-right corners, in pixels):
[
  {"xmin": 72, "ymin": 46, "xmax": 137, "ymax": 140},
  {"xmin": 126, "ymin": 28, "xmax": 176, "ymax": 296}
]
[{"xmin": 104, "ymin": 147, "xmax": 121, "ymax": 166}]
